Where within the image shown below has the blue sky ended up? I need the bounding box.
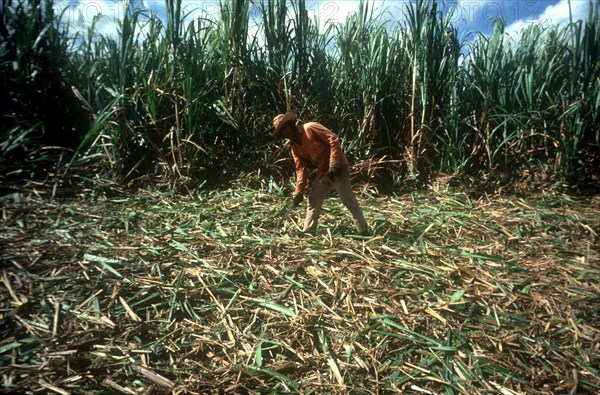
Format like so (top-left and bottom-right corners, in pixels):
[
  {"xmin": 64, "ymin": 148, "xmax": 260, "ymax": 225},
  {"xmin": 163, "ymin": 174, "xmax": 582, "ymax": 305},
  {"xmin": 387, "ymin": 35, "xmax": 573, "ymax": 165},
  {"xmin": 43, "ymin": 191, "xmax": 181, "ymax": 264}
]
[{"xmin": 54, "ymin": 0, "xmax": 596, "ymax": 41}]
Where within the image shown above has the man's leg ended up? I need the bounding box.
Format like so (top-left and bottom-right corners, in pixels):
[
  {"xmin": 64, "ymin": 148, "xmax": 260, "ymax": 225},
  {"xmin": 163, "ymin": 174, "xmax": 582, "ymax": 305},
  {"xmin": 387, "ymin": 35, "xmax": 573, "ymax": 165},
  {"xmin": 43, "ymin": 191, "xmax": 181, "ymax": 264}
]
[
  {"xmin": 303, "ymin": 174, "xmax": 330, "ymax": 233},
  {"xmin": 332, "ymin": 169, "xmax": 369, "ymax": 234}
]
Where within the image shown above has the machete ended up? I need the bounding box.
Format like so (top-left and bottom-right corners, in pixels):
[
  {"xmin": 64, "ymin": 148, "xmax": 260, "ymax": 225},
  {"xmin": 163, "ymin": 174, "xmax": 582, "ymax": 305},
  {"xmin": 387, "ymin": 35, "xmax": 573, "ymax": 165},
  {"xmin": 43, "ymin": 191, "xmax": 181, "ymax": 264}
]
[{"xmin": 275, "ymin": 204, "xmax": 296, "ymax": 230}]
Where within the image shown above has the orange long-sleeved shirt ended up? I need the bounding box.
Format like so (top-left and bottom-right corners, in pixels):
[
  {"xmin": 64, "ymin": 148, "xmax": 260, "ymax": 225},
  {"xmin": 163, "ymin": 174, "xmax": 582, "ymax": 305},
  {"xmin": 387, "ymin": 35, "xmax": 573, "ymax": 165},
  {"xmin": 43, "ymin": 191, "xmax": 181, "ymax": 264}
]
[{"xmin": 291, "ymin": 122, "xmax": 349, "ymax": 195}]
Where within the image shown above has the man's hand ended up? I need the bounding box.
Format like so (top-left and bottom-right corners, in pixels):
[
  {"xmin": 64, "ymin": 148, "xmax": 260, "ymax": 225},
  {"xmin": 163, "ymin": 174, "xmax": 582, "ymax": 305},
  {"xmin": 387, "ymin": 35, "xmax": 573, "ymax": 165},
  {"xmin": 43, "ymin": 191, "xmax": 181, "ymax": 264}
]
[
  {"xmin": 292, "ymin": 192, "xmax": 303, "ymax": 207},
  {"xmin": 328, "ymin": 161, "xmax": 345, "ymax": 180}
]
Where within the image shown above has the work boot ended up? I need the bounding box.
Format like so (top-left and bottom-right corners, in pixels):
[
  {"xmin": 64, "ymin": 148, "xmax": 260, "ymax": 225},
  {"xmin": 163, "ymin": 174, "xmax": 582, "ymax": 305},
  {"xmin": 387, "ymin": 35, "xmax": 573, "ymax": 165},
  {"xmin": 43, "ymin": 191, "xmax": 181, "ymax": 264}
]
[
  {"xmin": 299, "ymin": 227, "xmax": 316, "ymax": 237},
  {"xmin": 354, "ymin": 220, "xmax": 370, "ymax": 236}
]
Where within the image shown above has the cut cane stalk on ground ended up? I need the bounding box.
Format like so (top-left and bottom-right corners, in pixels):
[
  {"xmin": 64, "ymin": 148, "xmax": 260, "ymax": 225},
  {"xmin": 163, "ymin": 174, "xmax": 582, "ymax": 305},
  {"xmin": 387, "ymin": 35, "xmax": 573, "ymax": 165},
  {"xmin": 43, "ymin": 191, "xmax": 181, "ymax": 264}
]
[{"xmin": 1, "ymin": 180, "xmax": 598, "ymax": 393}]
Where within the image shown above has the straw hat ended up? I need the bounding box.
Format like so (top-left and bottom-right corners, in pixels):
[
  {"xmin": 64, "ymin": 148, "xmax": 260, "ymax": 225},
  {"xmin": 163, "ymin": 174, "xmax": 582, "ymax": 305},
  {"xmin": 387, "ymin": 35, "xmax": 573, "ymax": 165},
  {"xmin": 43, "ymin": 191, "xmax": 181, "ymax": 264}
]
[{"xmin": 272, "ymin": 111, "xmax": 297, "ymax": 136}]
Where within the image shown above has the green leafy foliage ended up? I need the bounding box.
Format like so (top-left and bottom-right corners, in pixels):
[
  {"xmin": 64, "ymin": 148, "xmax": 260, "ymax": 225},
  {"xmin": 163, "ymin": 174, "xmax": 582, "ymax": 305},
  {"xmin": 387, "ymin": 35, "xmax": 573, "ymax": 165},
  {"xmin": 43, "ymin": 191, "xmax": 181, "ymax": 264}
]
[{"xmin": 0, "ymin": 0, "xmax": 88, "ymax": 180}]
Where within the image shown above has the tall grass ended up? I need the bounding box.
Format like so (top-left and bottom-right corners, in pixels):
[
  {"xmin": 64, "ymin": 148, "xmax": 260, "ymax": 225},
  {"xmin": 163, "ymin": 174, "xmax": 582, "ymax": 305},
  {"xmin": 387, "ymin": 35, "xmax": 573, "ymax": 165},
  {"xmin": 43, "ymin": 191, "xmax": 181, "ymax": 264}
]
[
  {"xmin": 465, "ymin": 2, "xmax": 600, "ymax": 183},
  {"xmin": 1, "ymin": 0, "xmax": 598, "ymax": 190},
  {"xmin": 0, "ymin": 0, "xmax": 88, "ymax": 180}
]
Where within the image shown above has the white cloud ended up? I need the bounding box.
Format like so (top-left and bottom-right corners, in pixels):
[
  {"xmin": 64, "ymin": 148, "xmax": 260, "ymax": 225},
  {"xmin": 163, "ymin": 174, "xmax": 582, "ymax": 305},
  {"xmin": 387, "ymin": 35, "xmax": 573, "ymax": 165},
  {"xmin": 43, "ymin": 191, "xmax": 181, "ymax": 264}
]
[
  {"xmin": 505, "ymin": 0, "xmax": 593, "ymax": 38},
  {"xmin": 54, "ymin": 1, "xmax": 164, "ymax": 41},
  {"xmin": 54, "ymin": 0, "xmax": 594, "ymax": 46},
  {"xmin": 308, "ymin": 1, "xmax": 362, "ymax": 26},
  {"xmin": 54, "ymin": 1, "xmax": 121, "ymax": 38},
  {"xmin": 179, "ymin": 1, "xmax": 219, "ymax": 22},
  {"xmin": 306, "ymin": 0, "xmax": 400, "ymax": 31}
]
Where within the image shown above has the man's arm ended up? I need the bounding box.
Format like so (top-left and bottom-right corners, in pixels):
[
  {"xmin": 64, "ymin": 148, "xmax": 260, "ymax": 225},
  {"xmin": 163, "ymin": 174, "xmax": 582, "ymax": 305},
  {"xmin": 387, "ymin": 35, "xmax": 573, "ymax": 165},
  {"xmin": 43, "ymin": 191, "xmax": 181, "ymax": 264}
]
[
  {"xmin": 311, "ymin": 124, "xmax": 348, "ymax": 168},
  {"xmin": 311, "ymin": 124, "xmax": 348, "ymax": 180},
  {"xmin": 292, "ymin": 148, "xmax": 309, "ymax": 195}
]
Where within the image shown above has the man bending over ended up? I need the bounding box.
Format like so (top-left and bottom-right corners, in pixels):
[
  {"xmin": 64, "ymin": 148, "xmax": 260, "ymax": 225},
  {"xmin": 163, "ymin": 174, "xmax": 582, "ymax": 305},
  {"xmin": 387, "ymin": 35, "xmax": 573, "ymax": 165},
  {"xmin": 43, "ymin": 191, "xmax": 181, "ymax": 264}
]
[{"xmin": 273, "ymin": 112, "xmax": 369, "ymax": 236}]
